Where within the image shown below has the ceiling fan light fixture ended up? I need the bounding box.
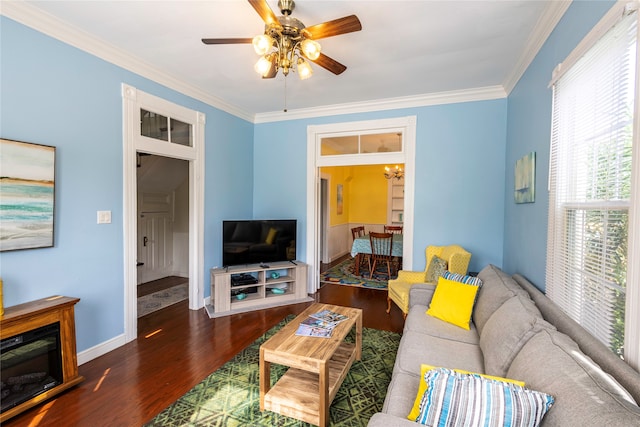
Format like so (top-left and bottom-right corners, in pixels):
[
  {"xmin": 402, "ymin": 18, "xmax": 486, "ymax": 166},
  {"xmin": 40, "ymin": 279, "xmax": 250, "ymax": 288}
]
[
  {"xmin": 255, "ymin": 55, "xmax": 275, "ymax": 76},
  {"xmin": 300, "ymin": 39, "xmax": 321, "ymax": 60},
  {"xmin": 252, "ymin": 34, "xmax": 274, "ymax": 55},
  {"xmin": 297, "ymin": 58, "xmax": 313, "ymax": 80}
]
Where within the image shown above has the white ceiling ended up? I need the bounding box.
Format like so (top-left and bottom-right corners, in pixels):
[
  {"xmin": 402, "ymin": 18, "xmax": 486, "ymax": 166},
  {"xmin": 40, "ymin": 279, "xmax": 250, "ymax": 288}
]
[{"xmin": 3, "ymin": 1, "xmax": 570, "ymax": 121}]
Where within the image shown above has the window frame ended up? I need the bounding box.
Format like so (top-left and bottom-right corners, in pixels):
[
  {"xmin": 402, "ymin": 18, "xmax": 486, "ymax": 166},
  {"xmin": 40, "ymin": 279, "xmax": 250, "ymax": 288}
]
[{"xmin": 546, "ymin": 1, "xmax": 640, "ymax": 370}]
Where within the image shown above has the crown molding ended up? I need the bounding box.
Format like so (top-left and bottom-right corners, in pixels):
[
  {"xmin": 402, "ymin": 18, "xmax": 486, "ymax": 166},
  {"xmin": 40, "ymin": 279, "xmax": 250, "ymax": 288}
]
[
  {"xmin": 3, "ymin": 1, "xmax": 552, "ymax": 125},
  {"xmin": 1, "ymin": 1, "xmax": 255, "ymax": 123},
  {"xmin": 254, "ymin": 86, "xmax": 507, "ymax": 123},
  {"xmin": 502, "ymin": 0, "xmax": 572, "ymax": 94}
]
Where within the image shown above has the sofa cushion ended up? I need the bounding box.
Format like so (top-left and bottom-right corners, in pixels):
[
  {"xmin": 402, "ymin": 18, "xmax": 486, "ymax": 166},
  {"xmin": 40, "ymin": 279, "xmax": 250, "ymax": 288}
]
[
  {"xmin": 507, "ymin": 329, "xmax": 640, "ymax": 426},
  {"xmin": 393, "ymin": 330, "xmax": 484, "ymax": 378},
  {"xmin": 407, "ymin": 364, "xmax": 526, "ymax": 421},
  {"xmin": 442, "ymin": 270, "xmax": 483, "ymax": 287},
  {"xmin": 480, "ymin": 295, "xmax": 555, "ymax": 377},
  {"xmin": 381, "ymin": 371, "xmax": 422, "ymax": 418},
  {"xmin": 413, "ymin": 368, "xmax": 554, "ymax": 427},
  {"xmin": 426, "ymin": 276, "xmax": 480, "ymax": 330},
  {"xmin": 405, "ymin": 304, "xmax": 479, "ymax": 345},
  {"xmin": 474, "ymin": 264, "xmax": 519, "ymax": 334}
]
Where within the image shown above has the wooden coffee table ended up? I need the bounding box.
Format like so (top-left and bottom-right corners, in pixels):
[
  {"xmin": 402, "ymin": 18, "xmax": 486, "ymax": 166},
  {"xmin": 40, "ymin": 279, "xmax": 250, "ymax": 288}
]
[{"xmin": 259, "ymin": 303, "xmax": 363, "ymax": 426}]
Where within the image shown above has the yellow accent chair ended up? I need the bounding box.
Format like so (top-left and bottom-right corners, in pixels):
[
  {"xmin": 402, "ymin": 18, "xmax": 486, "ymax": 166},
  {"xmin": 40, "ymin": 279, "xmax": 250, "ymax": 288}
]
[{"xmin": 386, "ymin": 245, "xmax": 472, "ymax": 317}]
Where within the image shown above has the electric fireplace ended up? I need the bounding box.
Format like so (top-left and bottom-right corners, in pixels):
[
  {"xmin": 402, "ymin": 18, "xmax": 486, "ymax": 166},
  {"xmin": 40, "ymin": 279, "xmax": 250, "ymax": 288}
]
[
  {"xmin": 1, "ymin": 322, "xmax": 63, "ymax": 413},
  {"xmin": 0, "ymin": 295, "xmax": 83, "ymax": 423}
]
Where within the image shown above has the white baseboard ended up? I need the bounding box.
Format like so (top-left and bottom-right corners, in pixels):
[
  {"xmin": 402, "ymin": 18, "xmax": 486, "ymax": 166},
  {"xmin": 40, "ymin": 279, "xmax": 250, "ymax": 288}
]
[{"xmin": 77, "ymin": 333, "xmax": 127, "ymax": 366}]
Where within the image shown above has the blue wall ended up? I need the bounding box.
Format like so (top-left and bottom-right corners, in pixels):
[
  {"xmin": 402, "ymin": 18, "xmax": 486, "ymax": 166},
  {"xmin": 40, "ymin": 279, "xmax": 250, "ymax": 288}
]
[
  {"xmin": 502, "ymin": 0, "xmax": 614, "ymax": 288},
  {"xmin": 254, "ymin": 101, "xmax": 508, "ymax": 273},
  {"xmin": 0, "ymin": 0, "xmax": 616, "ymax": 355},
  {"xmin": 0, "ymin": 17, "xmax": 254, "ymax": 352}
]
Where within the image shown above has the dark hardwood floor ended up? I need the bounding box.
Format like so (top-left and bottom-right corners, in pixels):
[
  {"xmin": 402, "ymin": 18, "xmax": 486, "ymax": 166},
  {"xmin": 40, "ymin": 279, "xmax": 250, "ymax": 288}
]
[{"xmin": 4, "ymin": 262, "xmax": 405, "ymax": 427}]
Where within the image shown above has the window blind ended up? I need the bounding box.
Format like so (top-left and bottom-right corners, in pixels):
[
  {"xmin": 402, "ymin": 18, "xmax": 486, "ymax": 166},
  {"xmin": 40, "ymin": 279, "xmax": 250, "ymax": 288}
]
[{"xmin": 546, "ymin": 10, "xmax": 636, "ymax": 356}]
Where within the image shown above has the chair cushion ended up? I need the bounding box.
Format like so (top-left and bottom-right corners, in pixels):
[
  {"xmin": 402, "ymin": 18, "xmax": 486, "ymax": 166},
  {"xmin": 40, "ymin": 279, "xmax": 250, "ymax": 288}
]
[
  {"xmin": 412, "ymin": 368, "xmax": 554, "ymax": 427},
  {"xmin": 427, "ymin": 276, "xmax": 480, "ymax": 330}
]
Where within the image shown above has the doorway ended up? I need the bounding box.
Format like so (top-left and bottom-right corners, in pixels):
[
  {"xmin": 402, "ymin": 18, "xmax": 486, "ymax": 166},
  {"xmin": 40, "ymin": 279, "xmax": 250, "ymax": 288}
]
[
  {"xmin": 122, "ymin": 84, "xmax": 205, "ymax": 343},
  {"xmin": 306, "ymin": 116, "xmax": 417, "ymax": 294},
  {"xmin": 136, "ymin": 155, "xmax": 190, "ymax": 318}
]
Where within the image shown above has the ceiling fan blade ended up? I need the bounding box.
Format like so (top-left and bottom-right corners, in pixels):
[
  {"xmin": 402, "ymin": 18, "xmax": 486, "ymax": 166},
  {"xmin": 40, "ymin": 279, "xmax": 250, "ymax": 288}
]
[
  {"xmin": 248, "ymin": 0, "xmax": 279, "ymax": 26},
  {"xmin": 202, "ymin": 38, "xmax": 253, "ymax": 44},
  {"xmin": 304, "ymin": 15, "xmax": 362, "ymax": 39},
  {"xmin": 311, "ymin": 53, "xmax": 347, "ymax": 75}
]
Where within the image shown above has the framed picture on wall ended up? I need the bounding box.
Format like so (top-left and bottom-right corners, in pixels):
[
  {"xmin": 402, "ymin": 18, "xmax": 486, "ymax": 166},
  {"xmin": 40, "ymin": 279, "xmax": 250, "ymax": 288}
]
[
  {"xmin": 515, "ymin": 151, "xmax": 535, "ymax": 204},
  {"xmin": 337, "ymin": 184, "xmax": 343, "ymax": 215},
  {"xmin": 0, "ymin": 139, "xmax": 56, "ymax": 251}
]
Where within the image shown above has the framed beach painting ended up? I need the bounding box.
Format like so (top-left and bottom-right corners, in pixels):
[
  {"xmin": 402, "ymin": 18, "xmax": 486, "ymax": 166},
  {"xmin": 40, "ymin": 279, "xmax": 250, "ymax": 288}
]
[
  {"xmin": 515, "ymin": 151, "xmax": 535, "ymax": 204},
  {"xmin": 0, "ymin": 139, "xmax": 56, "ymax": 251}
]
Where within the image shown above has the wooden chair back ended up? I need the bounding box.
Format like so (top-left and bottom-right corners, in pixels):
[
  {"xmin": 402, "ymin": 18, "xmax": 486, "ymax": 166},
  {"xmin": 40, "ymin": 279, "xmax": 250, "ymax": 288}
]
[
  {"xmin": 369, "ymin": 232, "xmax": 394, "ymax": 279},
  {"xmin": 384, "ymin": 225, "xmax": 403, "ymax": 234},
  {"xmin": 351, "ymin": 226, "xmax": 366, "ymax": 240}
]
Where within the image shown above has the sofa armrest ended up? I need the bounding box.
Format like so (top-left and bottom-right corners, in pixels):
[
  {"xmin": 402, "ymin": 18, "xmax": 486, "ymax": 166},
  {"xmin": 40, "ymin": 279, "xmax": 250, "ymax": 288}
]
[
  {"xmin": 396, "ymin": 270, "xmax": 427, "ymax": 284},
  {"xmin": 408, "ymin": 283, "xmax": 436, "ymax": 309},
  {"xmin": 368, "ymin": 413, "xmax": 419, "ymax": 427}
]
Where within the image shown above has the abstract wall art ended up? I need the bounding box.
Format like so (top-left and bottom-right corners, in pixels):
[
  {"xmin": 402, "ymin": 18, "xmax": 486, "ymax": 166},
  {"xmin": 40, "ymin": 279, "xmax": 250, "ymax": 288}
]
[{"xmin": 0, "ymin": 139, "xmax": 56, "ymax": 251}]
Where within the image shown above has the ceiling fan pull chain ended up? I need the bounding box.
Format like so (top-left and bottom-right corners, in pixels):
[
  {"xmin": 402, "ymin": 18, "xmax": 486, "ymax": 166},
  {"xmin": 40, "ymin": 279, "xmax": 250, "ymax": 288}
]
[{"xmin": 284, "ymin": 75, "xmax": 288, "ymax": 112}]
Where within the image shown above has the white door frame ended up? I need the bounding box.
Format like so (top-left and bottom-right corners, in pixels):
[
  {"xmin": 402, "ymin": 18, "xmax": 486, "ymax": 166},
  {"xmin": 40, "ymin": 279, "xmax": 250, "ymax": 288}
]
[
  {"xmin": 122, "ymin": 84, "xmax": 205, "ymax": 342},
  {"xmin": 306, "ymin": 116, "xmax": 417, "ymax": 293}
]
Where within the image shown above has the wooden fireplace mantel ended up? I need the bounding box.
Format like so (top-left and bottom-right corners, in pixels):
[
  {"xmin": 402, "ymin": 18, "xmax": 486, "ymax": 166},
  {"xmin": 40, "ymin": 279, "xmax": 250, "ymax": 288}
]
[{"xmin": 0, "ymin": 295, "xmax": 84, "ymax": 423}]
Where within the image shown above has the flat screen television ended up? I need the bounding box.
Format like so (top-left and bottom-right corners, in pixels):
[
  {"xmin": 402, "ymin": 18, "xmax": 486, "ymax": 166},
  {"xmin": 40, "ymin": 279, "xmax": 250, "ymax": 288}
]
[{"xmin": 222, "ymin": 219, "xmax": 297, "ymax": 267}]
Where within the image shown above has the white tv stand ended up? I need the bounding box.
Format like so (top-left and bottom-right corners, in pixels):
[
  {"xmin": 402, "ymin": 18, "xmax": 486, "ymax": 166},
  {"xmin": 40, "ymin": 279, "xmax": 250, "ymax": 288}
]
[{"xmin": 208, "ymin": 261, "xmax": 312, "ymax": 318}]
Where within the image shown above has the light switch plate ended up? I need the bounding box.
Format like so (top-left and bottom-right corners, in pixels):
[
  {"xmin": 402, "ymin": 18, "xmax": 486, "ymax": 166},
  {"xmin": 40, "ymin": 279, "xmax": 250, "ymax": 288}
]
[{"xmin": 97, "ymin": 210, "xmax": 112, "ymax": 224}]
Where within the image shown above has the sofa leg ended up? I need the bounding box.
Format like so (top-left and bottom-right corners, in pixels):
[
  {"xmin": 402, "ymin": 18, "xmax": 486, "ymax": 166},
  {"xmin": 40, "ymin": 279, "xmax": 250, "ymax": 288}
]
[{"xmin": 386, "ymin": 296, "xmax": 391, "ymax": 314}]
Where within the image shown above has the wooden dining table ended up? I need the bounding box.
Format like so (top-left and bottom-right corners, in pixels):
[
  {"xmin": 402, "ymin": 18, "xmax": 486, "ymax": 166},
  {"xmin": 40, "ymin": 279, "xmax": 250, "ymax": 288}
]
[{"xmin": 350, "ymin": 233, "xmax": 403, "ymax": 276}]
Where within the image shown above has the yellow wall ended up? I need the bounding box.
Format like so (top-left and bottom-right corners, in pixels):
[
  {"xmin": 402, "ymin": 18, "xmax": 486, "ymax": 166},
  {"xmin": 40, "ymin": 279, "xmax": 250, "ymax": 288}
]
[{"xmin": 321, "ymin": 165, "xmax": 393, "ymax": 226}]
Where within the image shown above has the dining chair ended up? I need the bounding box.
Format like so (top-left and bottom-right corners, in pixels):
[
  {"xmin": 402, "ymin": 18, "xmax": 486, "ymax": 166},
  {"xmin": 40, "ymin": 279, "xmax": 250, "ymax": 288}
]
[
  {"xmin": 368, "ymin": 232, "xmax": 394, "ymax": 280},
  {"xmin": 384, "ymin": 225, "xmax": 403, "ymax": 234},
  {"xmin": 383, "ymin": 225, "xmax": 403, "ymax": 270},
  {"xmin": 351, "ymin": 226, "xmax": 369, "ymax": 272},
  {"xmin": 351, "ymin": 226, "xmax": 366, "ymax": 240}
]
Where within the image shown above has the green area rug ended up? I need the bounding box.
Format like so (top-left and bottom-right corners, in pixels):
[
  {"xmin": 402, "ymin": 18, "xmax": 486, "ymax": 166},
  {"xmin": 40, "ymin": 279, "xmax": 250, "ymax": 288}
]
[
  {"xmin": 320, "ymin": 258, "xmax": 397, "ymax": 290},
  {"xmin": 145, "ymin": 316, "xmax": 401, "ymax": 426}
]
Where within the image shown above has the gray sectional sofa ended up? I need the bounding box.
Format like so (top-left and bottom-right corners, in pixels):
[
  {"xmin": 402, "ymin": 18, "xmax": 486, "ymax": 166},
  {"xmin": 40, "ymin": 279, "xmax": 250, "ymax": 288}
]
[{"xmin": 368, "ymin": 264, "xmax": 640, "ymax": 426}]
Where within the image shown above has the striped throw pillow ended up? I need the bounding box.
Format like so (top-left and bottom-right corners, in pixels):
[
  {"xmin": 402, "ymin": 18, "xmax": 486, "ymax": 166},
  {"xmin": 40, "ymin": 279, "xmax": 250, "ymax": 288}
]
[
  {"xmin": 415, "ymin": 368, "xmax": 554, "ymax": 427},
  {"xmin": 442, "ymin": 270, "xmax": 483, "ymax": 287}
]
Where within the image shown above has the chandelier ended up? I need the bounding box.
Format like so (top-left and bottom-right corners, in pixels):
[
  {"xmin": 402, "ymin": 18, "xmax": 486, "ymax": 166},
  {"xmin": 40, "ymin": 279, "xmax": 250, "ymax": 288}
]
[
  {"xmin": 384, "ymin": 165, "xmax": 404, "ymax": 180},
  {"xmin": 252, "ymin": 0, "xmax": 321, "ymax": 80}
]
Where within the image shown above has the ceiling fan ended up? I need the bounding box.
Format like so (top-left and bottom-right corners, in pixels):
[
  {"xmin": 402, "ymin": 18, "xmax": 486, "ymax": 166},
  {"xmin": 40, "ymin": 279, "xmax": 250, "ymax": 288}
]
[{"xmin": 202, "ymin": 0, "xmax": 362, "ymax": 80}]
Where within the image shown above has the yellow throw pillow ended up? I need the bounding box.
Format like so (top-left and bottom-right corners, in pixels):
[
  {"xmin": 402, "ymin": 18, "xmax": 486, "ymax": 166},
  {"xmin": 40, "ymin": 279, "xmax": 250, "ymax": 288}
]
[
  {"xmin": 426, "ymin": 276, "xmax": 479, "ymax": 330},
  {"xmin": 265, "ymin": 227, "xmax": 278, "ymax": 244},
  {"xmin": 407, "ymin": 364, "xmax": 525, "ymax": 421}
]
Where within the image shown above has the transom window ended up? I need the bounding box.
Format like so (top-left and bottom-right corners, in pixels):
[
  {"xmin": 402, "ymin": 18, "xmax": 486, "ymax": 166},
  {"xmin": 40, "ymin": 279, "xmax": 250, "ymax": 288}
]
[
  {"xmin": 140, "ymin": 108, "xmax": 192, "ymax": 147},
  {"xmin": 321, "ymin": 132, "xmax": 402, "ymax": 156}
]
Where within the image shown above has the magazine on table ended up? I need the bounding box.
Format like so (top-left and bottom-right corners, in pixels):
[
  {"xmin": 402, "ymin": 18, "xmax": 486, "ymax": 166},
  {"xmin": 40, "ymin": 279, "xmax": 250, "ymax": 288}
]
[
  {"xmin": 300, "ymin": 316, "xmax": 337, "ymax": 330},
  {"xmin": 295, "ymin": 323, "xmax": 333, "ymax": 338},
  {"xmin": 309, "ymin": 309, "xmax": 348, "ymax": 325}
]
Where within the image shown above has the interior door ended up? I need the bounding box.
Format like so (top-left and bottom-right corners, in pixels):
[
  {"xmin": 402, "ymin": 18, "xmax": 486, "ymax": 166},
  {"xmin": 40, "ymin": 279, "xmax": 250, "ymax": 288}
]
[{"xmin": 137, "ymin": 212, "xmax": 173, "ymax": 284}]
